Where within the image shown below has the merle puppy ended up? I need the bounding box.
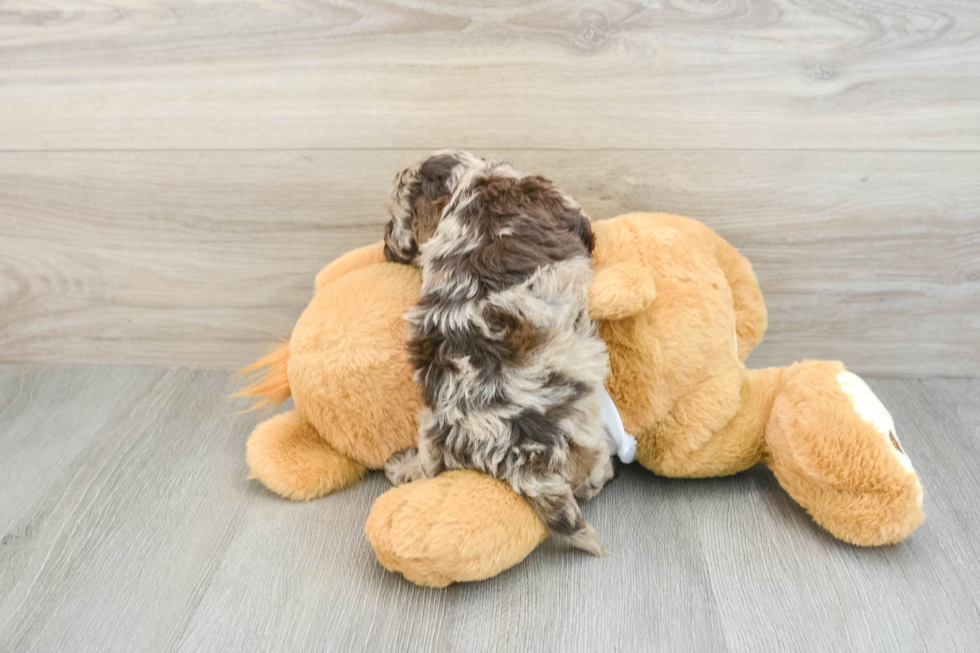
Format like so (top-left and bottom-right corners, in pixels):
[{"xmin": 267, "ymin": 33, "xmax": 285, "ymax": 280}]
[{"xmin": 382, "ymin": 151, "xmax": 613, "ymax": 556}]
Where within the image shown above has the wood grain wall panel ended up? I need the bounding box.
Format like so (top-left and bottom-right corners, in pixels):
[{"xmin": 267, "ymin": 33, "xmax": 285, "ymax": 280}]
[
  {"xmin": 2, "ymin": 150, "xmax": 976, "ymax": 373},
  {"xmin": 0, "ymin": 0, "xmax": 978, "ymax": 151}
]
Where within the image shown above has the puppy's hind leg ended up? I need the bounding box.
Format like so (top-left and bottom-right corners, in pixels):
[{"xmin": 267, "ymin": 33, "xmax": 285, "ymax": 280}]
[
  {"xmin": 519, "ymin": 473, "xmax": 609, "ymax": 557},
  {"xmin": 570, "ymin": 442, "xmax": 616, "ymax": 503},
  {"xmin": 384, "ymin": 448, "xmax": 424, "ymax": 486},
  {"xmin": 384, "ymin": 425, "xmax": 448, "ymax": 486}
]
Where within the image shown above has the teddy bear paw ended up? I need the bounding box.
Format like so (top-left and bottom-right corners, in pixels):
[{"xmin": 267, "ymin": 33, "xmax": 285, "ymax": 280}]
[{"xmin": 837, "ymin": 370, "xmax": 915, "ymax": 475}]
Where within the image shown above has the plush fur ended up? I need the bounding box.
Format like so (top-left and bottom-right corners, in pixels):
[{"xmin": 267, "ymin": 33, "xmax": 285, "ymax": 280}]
[
  {"xmin": 366, "ymin": 470, "xmax": 550, "ymax": 587},
  {"xmin": 246, "ymin": 410, "xmax": 366, "ymax": 500},
  {"xmin": 239, "ymin": 212, "xmax": 925, "ymax": 587},
  {"xmin": 235, "ymin": 342, "xmax": 291, "ymax": 411}
]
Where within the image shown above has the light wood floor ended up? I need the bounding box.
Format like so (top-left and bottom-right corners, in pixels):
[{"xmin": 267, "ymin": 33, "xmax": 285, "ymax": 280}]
[{"xmin": 0, "ymin": 364, "xmax": 978, "ymax": 652}]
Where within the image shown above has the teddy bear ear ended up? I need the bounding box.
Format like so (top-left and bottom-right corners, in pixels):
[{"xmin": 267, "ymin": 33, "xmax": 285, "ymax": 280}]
[{"xmin": 588, "ymin": 261, "xmax": 658, "ymax": 321}]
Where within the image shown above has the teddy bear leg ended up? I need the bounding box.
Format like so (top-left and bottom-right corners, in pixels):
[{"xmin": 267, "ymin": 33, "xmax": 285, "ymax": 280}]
[
  {"xmin": 365, "ymin": 470, "xmax": 550, "ymax": 588},
  {"xmin": 246, "ymin": 410, "xmax": 367, "ymax": 501},
  {"xmin": 764, "ymin": 361, "xmax": 924, "ymax": 546}
]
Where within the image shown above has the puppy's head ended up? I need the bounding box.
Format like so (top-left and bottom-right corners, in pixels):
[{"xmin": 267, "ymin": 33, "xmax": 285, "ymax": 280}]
[
  {"xmin": 383, "ymin": 152, "xmax": 476, "ymax": 265},
  {"xmin": 516, "ymin": 175, "xmax": 596, "ymax": 256}
]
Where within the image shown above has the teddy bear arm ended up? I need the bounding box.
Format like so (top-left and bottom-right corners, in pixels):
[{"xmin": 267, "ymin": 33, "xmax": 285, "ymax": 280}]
[
  {"xmin": 588, "ymin": 261, "xmax": 658, "ymax": 321},
  {"xmin": 365, "ymin": 470, "xmax": 549, "ymax": 588},
  {"xmin": 246, "ymin": 410, "xmax": 367, "ymax": 501},
  {"xmin": 314, "ymin": 241, "xmax": 387, "ymax": 293}
]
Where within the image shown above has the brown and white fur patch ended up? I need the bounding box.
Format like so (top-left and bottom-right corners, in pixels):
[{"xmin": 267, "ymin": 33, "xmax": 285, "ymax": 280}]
[{"xmin": 383, "ymin": 151, "xmax": 614, "ymax": 557}]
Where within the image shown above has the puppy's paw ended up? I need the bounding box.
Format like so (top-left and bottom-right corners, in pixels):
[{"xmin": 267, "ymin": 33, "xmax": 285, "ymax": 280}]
[
  {"xmin": 574, "ymin": 481, "xmax": 603, "ymax": 502},
  {"xmin": 385, "ymin": 447, "xmax": 423, "ymax": 486}
]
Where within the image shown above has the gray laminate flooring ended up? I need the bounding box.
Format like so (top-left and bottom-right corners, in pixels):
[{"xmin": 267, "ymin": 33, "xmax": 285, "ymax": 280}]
[{"xmin": 1, "ymin": 365, "xmax": 978, "ymax": 652}]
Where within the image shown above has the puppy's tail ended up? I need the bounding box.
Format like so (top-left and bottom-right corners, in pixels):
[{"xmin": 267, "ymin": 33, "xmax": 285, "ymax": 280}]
[
  {"xmin": 522, "ymin": 477, "xmax": 609, "ymax": 557},
  {"xmin": 233, "ymin": 340, "xmax": 291, "ymax": 411}
]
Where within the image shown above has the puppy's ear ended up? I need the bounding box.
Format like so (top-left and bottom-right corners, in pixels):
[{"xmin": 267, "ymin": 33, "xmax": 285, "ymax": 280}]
[
  {"xmin": 383, "ymin": 218, "xmax": 416, "ymax": 264},
  {"xmin": 411, "ymin": 194, "xmax": 451, "ymax": 246},
  {"xmin": 517, "ymin": 175, "xmax": 595, "ymax": 255},
  {"xmin": 548, "ymin": 194, "xmax": 594, "ymax": 255},
  {"xmin": 567, "ymin": 206, "xmax": 595, "ymax": 255},
  {"xmin": 385, "ymin": 151, "xmax": 482, "ymax": 264}
]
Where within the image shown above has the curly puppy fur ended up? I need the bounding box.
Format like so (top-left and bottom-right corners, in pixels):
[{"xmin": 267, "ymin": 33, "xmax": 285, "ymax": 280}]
[{"xmin": 382, "ymin": 151, "xmax": 614, "ymax": 557}]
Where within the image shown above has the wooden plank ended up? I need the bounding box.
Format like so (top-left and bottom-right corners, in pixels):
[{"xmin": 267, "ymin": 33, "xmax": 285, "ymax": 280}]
[
  {"xmin": 0, "ymin": 364, "xmax": 729, "ymax": 653},
  {"xmin": 0, "ymin": 0, "xmax": 978, "ymax": 151},
  {"xmin": 2, "ymin": 150, "xmax": 977, "ymax": 374},
  {"xmin": 1, "ymin": 366, "xmax": 978, "ymax": 651},
  {"xmin": 0, "ymin": 366, "xmax": 256, "ymax": 652},
  {"xmin": 0, "ymin": 364, "xmax": 163, "ymax": 585},
  {"xmin": 871, "ymin": 378, "xmax": 980, "ymax": 615},
  {"xmin": 175, "ymin": 464, "xmax": 730, "ymax": 653},
  {"xmin": 692, "ymin": 376, "xmax": 980, "ymax": 652}
]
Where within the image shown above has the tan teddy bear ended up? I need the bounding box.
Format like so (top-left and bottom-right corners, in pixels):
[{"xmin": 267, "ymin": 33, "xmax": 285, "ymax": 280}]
[{"xmin": 239, "ymin": 213, "xmax": 924, "ymax": 587}]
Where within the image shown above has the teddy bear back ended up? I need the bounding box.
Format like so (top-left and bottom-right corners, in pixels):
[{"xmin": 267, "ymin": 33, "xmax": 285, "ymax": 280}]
[
  {"xmin": 644, "ymin": 213, "xmax": 768, "ymax": 359},
  {"xmin": 591, "ymin": 214, "xmax": 764, "ymax": 474},
  {"xmin": 288, "ymin": 263, "xmax": 424, "ymax": 469}
]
